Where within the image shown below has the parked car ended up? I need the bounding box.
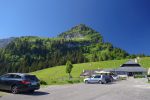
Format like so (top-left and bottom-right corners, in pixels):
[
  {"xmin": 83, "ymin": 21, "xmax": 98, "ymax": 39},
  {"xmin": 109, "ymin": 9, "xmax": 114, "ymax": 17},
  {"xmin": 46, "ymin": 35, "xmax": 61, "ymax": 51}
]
[
  {"xmin": 118, "ymin": 74, "xmax": 128, "ymax": 80},
  {"xmin": 0, "ymin": 73, "xmax": 40, "ymax": 94},
  {"xmin": 115, "ymin": 71, "xmax": 128, "ymax": 80},
  {"xmin": 84, "ymin": 75, "xmax": 112, "ymax": 84}
]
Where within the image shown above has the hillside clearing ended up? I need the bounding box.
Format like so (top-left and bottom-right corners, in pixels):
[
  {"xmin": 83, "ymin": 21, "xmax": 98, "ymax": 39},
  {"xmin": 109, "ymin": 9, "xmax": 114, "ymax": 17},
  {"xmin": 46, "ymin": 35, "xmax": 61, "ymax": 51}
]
[
  {"xmin": 32, "ymin": 59, "xmax": 128, "ymax": 85},
  {"xmin": 32, "ymin": 57, "xmax": 150, "ymax": 85}
]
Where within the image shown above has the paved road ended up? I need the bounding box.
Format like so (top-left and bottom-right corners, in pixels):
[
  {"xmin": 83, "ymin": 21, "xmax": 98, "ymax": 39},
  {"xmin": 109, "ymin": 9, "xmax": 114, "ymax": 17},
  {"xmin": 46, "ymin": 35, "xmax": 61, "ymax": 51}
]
[{"xmin": 1, "ymin": 78, "xmax": 150, "ymax": 100}]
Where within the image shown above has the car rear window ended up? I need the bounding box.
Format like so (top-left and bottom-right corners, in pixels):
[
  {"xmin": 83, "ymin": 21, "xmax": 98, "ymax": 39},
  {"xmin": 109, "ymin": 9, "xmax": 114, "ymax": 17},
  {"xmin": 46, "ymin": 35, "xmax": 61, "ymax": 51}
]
[{"xmin": 24, "ymin": 75, "xmax": 39, "ymax": 81}]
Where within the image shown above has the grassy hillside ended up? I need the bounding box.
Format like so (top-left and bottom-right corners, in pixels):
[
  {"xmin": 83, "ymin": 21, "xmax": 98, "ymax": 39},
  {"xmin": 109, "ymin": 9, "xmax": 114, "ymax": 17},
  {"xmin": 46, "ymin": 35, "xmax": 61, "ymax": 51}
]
[
  {"xmin": 32, "ymin": 59, "xmax": 127, "ymax": 85},
  {"xmin": 32, "ymin": 57, "xmax": 150, "ymax": 85},
  {"xmin": 140, "ymin": 57, "xmax": 150, "ymax": 68}
]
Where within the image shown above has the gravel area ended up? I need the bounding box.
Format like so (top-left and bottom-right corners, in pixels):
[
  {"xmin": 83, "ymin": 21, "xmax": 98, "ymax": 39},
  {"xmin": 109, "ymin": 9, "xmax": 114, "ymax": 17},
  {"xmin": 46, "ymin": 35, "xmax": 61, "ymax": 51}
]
[{"xmin": 1, "ymin": 78, "xmax": 150, "ymax": 100}]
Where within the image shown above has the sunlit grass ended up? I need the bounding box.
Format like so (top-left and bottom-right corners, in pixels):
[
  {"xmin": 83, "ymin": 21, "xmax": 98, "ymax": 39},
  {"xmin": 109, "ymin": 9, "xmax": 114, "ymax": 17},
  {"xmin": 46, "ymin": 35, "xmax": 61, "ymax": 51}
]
[
  {"xmin": 140, "ymin": 57, "xmax": 150, "ymax": 68},
  {"xmin": 31, "ymin": 59, "xmax": 127, "ymax": 85},
  {"xmin": 31, "ymin": 57, "xmax": 150, "ymax": 85}
]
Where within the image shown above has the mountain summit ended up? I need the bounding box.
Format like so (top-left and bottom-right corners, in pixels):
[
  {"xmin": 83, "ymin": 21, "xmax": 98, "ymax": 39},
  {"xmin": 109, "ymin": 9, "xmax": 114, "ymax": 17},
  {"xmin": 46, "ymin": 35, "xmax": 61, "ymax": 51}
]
[
  {"xmin": 0, "ymin": 24, "xmax": 129, "ymax": 75},
  {"xmin": 58, "ymin": 24, "xmax": 103, "ymax": 42}
]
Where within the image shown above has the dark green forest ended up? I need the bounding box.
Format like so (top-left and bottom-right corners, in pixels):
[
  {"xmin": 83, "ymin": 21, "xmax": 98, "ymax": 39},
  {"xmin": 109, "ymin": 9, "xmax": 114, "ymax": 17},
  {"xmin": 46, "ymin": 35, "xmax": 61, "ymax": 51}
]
[{"xmin": 0, "ymin": 24, "xmax": 143, "ymax": 75}]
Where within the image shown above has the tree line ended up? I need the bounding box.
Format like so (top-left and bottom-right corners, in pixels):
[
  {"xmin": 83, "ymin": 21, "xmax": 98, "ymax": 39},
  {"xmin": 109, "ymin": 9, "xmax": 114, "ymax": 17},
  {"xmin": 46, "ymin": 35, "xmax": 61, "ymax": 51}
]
[{"xmin": 0, "ymin": 36, "xmax": 145, "ymax": 75}]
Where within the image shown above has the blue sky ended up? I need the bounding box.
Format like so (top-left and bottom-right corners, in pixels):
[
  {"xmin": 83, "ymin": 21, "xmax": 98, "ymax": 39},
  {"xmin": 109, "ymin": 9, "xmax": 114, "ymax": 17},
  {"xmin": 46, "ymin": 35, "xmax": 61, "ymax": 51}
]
[{"xmin": 0, "ymin": 0, "xmax": 150, "ymax": 55}]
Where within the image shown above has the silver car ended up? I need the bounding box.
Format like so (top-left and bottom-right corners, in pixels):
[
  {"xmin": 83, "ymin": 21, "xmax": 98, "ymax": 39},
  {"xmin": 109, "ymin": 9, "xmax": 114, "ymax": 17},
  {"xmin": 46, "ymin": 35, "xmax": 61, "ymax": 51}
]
[{"xmin": 84, "ymin": 75, "xmax": 108, "ymax": 84}]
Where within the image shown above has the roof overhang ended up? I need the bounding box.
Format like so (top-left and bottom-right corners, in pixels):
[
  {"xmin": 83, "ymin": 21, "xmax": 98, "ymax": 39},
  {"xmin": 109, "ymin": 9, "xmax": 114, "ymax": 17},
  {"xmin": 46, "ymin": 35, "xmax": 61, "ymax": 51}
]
[{"xmin": 115, "ymin": 67, "xmax": 147, "ymax": 72}]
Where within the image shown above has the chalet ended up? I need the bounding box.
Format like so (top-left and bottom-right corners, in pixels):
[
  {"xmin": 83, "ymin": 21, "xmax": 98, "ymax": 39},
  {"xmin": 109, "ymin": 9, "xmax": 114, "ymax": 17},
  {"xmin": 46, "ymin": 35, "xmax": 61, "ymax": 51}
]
[
  {"xmin": 80, "ymin": 60, "xmax": 147, "ymax": 77},
  {"xmin": 114, "ymin": 60, "xmax": 147, "ymax": 76}
]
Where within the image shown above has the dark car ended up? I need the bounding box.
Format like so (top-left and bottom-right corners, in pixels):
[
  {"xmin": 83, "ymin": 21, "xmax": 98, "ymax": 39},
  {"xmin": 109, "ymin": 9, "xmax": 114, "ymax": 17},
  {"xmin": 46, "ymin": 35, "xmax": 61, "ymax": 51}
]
[
  {"xmin": 0, "ymin": 73, "xmax": 40, "ymax": 94},
  {"xmin": 102, "ymin": 75, "xmax": 113, "ymax": 83}
]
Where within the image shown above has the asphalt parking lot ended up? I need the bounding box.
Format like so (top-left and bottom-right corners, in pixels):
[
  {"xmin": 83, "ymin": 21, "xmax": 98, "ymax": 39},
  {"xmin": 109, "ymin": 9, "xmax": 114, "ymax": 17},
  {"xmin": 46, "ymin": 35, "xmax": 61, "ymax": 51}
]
[{"xmin": 1, "ymin": 78, "xmax": 150, "ymax": 100}]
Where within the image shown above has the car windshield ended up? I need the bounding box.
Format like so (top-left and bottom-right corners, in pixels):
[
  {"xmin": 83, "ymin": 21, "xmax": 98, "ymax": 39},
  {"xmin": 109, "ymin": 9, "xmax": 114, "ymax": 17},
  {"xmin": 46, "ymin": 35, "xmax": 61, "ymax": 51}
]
[{"xmin": 24, "ymin": 75, "xmax": 39, "ymax": 81}]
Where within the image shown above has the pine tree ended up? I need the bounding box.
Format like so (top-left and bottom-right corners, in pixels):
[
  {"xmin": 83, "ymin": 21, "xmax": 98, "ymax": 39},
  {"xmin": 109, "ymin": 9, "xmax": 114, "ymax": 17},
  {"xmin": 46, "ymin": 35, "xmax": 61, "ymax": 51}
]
[{"xmin": 66, "ymin": 60, "xmax": 73, "ymax": 79}]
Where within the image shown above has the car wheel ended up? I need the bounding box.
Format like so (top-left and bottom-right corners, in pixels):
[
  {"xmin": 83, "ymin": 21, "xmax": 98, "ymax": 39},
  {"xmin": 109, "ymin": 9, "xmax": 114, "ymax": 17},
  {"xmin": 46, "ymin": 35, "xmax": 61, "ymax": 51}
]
[
  {"xmin": 98, "ymin": 81, "xmax": 102, "ymax": 84},
  {"xmin": 85, "ymin": 80, "xmax": 88, "ymax": 84},
  {"xmin": 11, "ymin": 86, "xmax": 19, "ymax": 94}
]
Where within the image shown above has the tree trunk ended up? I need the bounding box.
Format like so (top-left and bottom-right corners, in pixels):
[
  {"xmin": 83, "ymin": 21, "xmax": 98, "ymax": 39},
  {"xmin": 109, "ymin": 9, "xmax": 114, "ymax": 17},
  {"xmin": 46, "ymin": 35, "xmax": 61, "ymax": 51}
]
[{"xmin": 69, "ymin": 73, "xmax": 72, "ymax": 80}]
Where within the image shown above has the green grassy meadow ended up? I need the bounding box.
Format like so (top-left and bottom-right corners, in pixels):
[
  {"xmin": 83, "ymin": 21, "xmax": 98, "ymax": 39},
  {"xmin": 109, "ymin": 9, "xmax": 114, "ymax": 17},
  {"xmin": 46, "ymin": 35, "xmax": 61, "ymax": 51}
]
[
  {"xmin": 32, "ymin": 59, "xmax": 127, "ymax": 85},
  {"xmin": 31, "ymin": 57, "xmax": 150, "ymax": 85},
  {"xmin": 139, "ymin": 57, "xmax": 150, "ymax": 68}
]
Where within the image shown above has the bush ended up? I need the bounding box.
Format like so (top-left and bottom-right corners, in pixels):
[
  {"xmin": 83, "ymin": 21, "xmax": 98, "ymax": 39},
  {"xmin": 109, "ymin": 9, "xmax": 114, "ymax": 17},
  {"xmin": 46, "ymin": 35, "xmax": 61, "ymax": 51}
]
[
  {"xmin": 51, "ymin": 80, "xmax": 57, "ymax": 84},
  {"xmin": 66, "ymin": 80, "xmax": 73, "ymax": 84},
  {"xmin": 40, "ymin": 80, "xmax": 47, "ymax": 85},
  {"xmin": 65, "ymin": 79, "xmax": 82, "ymax": 84},
  {"xmin": 72, "ymin": 80, "xmax": 80, "ymax": 83}
]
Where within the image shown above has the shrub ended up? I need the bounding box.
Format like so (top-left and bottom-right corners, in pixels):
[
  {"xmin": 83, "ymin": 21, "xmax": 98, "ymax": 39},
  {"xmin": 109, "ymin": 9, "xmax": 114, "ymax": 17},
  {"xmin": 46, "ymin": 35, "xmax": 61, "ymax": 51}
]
[
  {"xmin": 66, "ymin": 80, "xmax": 73, "ymax": 84},
  {"xmin": 40, "ymin": 80, "xmax": 47, "ymax": 85},
  {"xmin": 72, "ymin": 79, "xmax": 81, "ymax": 83},
  {"xmin": 51, "ymin": 80, "xmax": 57, "ymax": 84}
]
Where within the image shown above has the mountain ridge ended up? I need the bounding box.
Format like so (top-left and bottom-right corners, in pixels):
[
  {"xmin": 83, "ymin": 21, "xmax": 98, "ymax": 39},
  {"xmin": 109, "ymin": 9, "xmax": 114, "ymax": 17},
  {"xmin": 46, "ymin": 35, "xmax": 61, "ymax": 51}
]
[
  {"xmin": 0, "ymin": 24, "xmax": 131, "ymax": 75},
  {"xmin": 0, "ymin": 37, "xmax": 15, "ymax": 48}
]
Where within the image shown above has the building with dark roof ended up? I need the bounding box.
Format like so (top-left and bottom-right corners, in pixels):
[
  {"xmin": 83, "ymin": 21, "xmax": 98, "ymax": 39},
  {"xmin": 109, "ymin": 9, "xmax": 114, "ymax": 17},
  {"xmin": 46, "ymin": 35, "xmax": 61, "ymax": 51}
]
[
  {"xmin": 114, "ymin": 60, "xmax": 147, "ymax": 76},
  {"xmin": 80, "ymin": 60, "xmax": 147, "ymax": 77}
]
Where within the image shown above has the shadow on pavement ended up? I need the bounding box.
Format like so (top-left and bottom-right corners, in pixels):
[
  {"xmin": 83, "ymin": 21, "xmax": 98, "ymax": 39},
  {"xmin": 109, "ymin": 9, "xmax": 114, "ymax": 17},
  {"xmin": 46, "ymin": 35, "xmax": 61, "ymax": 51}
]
[
  {"xmin": 19, "ymin": 91, "xmax": 50, "ymax": 96},
  {"xmin": 0, "ymin": 90, "xmax": 50, "ymax": 96},
  {"xmin": 104, "ymin": 82, "xmax": 116, "ymax": 85},
  {"xmin": 85, "ymin": 82, "xmax": 117, "ymax": 85}
]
